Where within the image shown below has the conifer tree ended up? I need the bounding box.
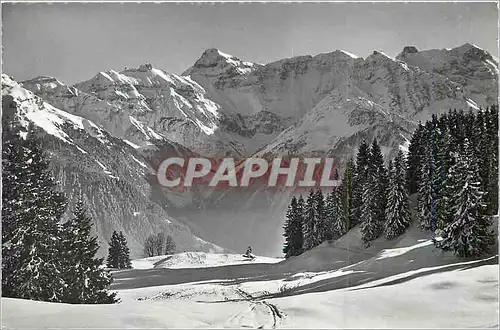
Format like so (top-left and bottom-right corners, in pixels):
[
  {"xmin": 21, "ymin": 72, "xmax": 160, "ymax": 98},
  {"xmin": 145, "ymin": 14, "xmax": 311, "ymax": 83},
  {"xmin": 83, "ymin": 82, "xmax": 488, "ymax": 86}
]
[
  {"xmin": 407, "ymin": 122, "xmax": 424, "ymax": 195},
  {"xmin": 313, "ymin": 189, "xmax": 327, "ymax": 243},
  {"xmin": 484, "ymin": 105, "xmax": 498, "ymax": 215},
  {"xmin": 351, "ymin": 141, "xmax": 370, "ymax": 228},
  {"xmin": 302, "ymin": 190, "xmax": 317, "ymax": 251},
  {"xmin": 118, "ymin": 231, "xmax": 132, "ymax": 269},
  {"xmin": 61, "ymin": 200, "xmax": 117, "ymax": 303},
  {"xmin": 326, "ymin": 187, "xmax": 346, "ymax": 240},
  {"xmin": 340, "ymin": 159, "xmax": 354, "ymax": 230},
  {"xmin": 417, "ymin": 126, "xmax": 435, "ymax": 230},
  {"xmin": 294, "ymin": 195, "xmax": 305, "ymax": 254},
  {"xmin": 435, "ymin": 129, "xmax": 456, "ymax": 232},
  {"xmin": 283, "ymin": 196, "xmax": 298, "ymax": 258},
  {"xmin": 2, "ymin": 120, "xmax": 27, "ymax": 297},
  {"xmin": 2, "ymin": 125, "xmax": 67, "ymax": 302},
  {"xmin": 369, "ymin": 139, "xmax": 388, "ymax": 226},
  {"xmin": 384, "ymin": 151, "xmax": 411, "ymax": 239},
  {"xmin": 107, "ymin": 231, "xmax": 122, "ymax": 268},
  {"xmin": 283, "ymin": 196, "xmax": 304, "ymax": 258},
  {"xmin": 437, "ymin": 141, "xmax": 495, "ymax": 257},
  {"xmin": 360, "ymin": 168, "xmax": 381, "ymax": 244}
]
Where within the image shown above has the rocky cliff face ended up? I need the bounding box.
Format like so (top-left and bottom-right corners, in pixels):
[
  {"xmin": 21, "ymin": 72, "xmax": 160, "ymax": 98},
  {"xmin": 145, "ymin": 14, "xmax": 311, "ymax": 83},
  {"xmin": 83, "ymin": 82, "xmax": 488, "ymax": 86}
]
[{"xmin": 14, "ymin": 43, "xmax": 498, "ymax": 256}]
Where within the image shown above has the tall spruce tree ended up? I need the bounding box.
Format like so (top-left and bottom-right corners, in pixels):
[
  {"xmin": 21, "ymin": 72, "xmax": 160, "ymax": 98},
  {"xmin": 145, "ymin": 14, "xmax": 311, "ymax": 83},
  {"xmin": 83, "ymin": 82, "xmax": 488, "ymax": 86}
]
[
  {"xmin": 417, "ymin": 124, "xmax": 435, "ymax": 231},
  {"xmin": 369, "ymin": 139, "xmax": 388, "ymax": 226},
  {"xmin": 435, "ymin": 129, "xmax": 456, "ymax": 232},
  {"xmin": 351, "ymin": 141, "xmax": 371, "ymax": 228},
  {"xmin": 283, "ymin": 196, "xmax": 297, "ymax": 258},
  {"xmin": 2, "ymin": 125, "xmax": 67, "ymax": 302},
  {"xmin": 437, "ymin": 141, "xmax": 495, "ymax": 257},
  {"xmin": 118, "ymin": 231, "xmax": 132, "ymax": 269},
  {"xmin": 60, "ymin": 200, "xmax": 117, "ymax": 303},
  {"xmin": 384, "ymin": 151, "xmax": 411, "ymax": 239},
  {"xmin": 326, "ymin": 187, "xmax": 347, "ymax": 240},
  {"xmin": 302, "ymin": 189, "xmax": 317, "ymax": 251},
  {"xmin": 360, "ymin": 168, "xmax": 381, "ymax": 244},
  {"xmin": 340, "ymin": 159, "xmax": 354, "ymax": 230},
  {"xmin": 283, "ymin": 196, "xmax": 304, "ymax": 258},
  {"xmin": 106, "ymin": 231, "xmax": 121, "ymax": 268},
  {"xmin": 313, "ymin": 189, "xmax": 327, "ymax": 243},
  {"xmin": 484, "ymin": 105, "xmax": 498, "ymax": 215},
  {"xmin": 407, "ymin": 122, "xmax": 424, "ymax": 195},
  {"xmin": 2, "ymin": 119, "xmax": 27, "ymax": 297},
  {"xmin": 294, "ymin": 195, "xmax": 305, "ymax": 254}
]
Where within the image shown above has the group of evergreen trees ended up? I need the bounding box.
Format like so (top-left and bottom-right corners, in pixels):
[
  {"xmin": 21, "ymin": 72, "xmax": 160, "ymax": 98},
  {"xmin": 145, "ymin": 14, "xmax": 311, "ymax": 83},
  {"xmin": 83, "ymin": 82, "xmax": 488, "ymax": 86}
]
[
  {"xmin": 283, "ymin": 106, "xmax": 497, "ymax": 259},
  {"xmin": 106, "ymin": 231, "xmax": 132, "ymax": 269},
  {"xmin": 2, "ymin": 123, "xmax": 119, "ymax": 303},
  {"xmin": 407, "ymin": 106, "xmax": 498, "ymax": 257},
  {"xmin": 283, "ymin": 139, "xmax": 411, "ymax": 258}
]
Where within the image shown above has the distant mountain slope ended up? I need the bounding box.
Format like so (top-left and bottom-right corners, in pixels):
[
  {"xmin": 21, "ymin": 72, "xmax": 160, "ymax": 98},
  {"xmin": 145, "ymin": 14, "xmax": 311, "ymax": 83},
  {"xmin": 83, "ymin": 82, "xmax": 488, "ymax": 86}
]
[{"xmin": 2, "ymin": 74, "xmax": 224, "ymax": 258}]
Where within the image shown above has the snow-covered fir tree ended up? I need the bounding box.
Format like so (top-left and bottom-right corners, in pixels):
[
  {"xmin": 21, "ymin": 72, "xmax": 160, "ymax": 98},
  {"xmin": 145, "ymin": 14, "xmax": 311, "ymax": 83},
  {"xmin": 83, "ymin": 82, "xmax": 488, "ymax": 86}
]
[
  {"xmin": 326, "ymin": 187, "xmax": 346, "ymax": 240},
  {"xmin": 2, "ymin": 125, "xmax": 67, "ymax": 302},
  {"xmin": 351, "ymin": 141, "xmax": 371, "ymax": 228},
  {"xmin": 437, "ymin": 140, "xmax": 495, "ymax": 257},
  {"xmin": 340, "ymin": 159, "xmax": 354, "ymax": 230},
  {"xmin": 60, "ymin": 200, "xmax": 118, "ymax": 303},
  {"xmin": 107, "ymin": 231, "xmax": 122, "ymax": 268},
  {"xmin": 283, "ymin": 196, "xmax": 304, "ymax": 258},
  {"xmin": 313, "ymin": 189, "xmax": 327, "ymax": 243},
  {"xmin": 360, "ymin": 168, "xmax": 382, "ymax": 244},
  {"xmin": 417, "ymin": 123, "xmax": 436, "ymax": 231},
  {"xmin": 118, "ymin": 231, "xmax": 132, "ymax": 269},
  {"xmin": 484, "ymin": 105, "xmax": 498, "ymax": 215},
  {"xmin": 384, "ymin": 151, "xmax": 411, "ymax": 239},
  {"xmin": 302, "ymin": 189, "xmax": 317, "ymax": 251},
  {"xmin": 435, "ymin": 129, "xmax": 456, "ymax": 232},
  {"xmin": 369, "ymin": 139, "xmax": 388, "ymax": 226},
  {"xmin": 406, "ymin": 122, "xmax": 424, "ymax": 195},
  {"xmin": 283, "ymin": 196, "xmax": 297, "ymax": 258},
  {"xmin": 2, "ymin": 119, "xmax": 27, "ymax": 297}
]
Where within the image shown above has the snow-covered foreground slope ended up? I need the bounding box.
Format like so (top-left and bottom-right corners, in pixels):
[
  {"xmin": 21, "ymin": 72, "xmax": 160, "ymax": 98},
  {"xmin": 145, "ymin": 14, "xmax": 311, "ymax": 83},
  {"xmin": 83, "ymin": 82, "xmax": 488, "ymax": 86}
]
[
  {"xmin": 3, "ymin": 263, "xmax": 497, "ymax": 328},
  {"xmin": 3, "ymin": 232, "xmax": 498, "ymax": 328},
  {"xmin": 132, "ymin": 252, "xmax": 283, "ymax": 269}
]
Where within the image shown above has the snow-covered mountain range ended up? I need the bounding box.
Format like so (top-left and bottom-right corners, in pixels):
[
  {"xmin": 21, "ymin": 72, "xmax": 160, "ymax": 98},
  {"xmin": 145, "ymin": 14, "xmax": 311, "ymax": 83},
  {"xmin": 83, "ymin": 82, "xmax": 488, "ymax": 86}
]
[{"xmin": 3, "ymin": 43, "xmax": 498, "ymax": 256}]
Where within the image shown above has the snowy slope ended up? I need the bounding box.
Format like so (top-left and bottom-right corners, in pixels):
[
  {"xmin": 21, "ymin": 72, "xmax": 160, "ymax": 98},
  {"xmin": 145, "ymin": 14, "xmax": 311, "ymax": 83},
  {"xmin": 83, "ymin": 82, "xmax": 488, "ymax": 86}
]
[
  {"xmin": 2, "ymin": 216, "xmax": 498, "ymax": 328},
  {"xmin": 3, "ymin": 258, "xmax": 497, "ymax": 328},
  {"xmin": 132, "ymin": 252, "xmax": 283, "ymax": 269}
]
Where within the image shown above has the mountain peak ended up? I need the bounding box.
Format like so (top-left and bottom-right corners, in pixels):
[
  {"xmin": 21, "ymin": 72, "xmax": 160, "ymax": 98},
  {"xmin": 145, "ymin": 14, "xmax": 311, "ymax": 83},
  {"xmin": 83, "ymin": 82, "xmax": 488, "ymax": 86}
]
[
  {"xmin": 368, "ymin": 50, "xmax": 396, "ymax": 62},
  {"xmin": 401, "ymin": 46, "xmax": 419, "ymax": 55},
  {"xmin": 22, "ymin": 75, "xmax": 64, "ymax": 86},
  {"xmin": 183, "ymin": 48, "xmax": 257, "ymax": 76},
  {"xmin": 137, "ymin": 63, "xmax": 154, "ymax": 72}
]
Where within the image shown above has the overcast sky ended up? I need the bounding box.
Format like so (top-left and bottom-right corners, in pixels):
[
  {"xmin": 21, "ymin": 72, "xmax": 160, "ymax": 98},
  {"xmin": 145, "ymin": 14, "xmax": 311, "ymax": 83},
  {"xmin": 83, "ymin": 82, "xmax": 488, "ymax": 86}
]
[{"xmin": 2, "ymin": 2, "xmax": 498, "ymax": 84}]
